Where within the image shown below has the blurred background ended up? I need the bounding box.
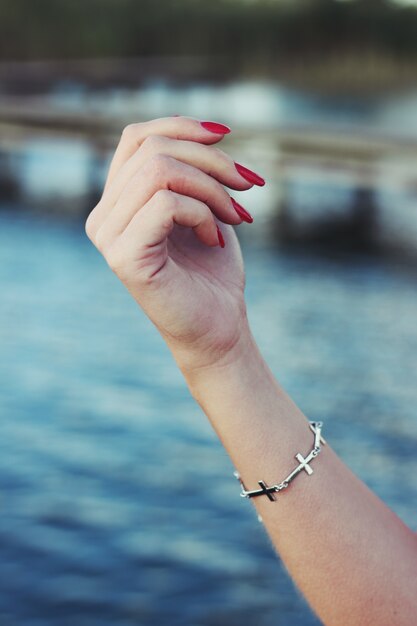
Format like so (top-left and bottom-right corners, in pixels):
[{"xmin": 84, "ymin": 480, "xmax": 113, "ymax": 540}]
[{"xmin": 1, "ymin": 1, "xmax": 417, "ymax": 624}]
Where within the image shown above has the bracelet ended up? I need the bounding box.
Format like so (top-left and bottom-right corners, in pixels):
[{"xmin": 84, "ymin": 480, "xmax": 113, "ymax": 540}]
[{"xmin": 234, "ymin": 421, "xmax": 326, "ymax": 502}]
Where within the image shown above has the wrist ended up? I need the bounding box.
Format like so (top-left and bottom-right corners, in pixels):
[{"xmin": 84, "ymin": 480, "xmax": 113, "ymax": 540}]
[
  {"xmin": 179, "ymin": 323, "xmax": 278, "ymax": 404},
  {"xmin": 164, "ymin": 312, "xmax": 252, "ymax": 376},
  {"xmin": 174, "ymin": 316, "xmax": 312, "ymax": 492}
]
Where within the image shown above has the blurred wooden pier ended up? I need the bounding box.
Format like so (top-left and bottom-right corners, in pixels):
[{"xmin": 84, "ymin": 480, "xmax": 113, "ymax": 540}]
[
  {"xmin": 0, "ymin": 97, "xmax": 119, "ymax": 145},
  {"xmin": 1, "ymin": 96, "xmax": 417, "ymax": 253},
  {"xmin": 1, "ymin": 95, "xmax": 417, "ymax": 188}
]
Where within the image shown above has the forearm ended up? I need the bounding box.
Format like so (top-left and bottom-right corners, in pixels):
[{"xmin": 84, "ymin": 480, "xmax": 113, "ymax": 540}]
[
  {"xmin": 178, "ymin": 326, "xmax": 417, "ymax": 626},
  {"xmin": 87, "ymin": 113, "xmax": 416, "ymax": 624}
]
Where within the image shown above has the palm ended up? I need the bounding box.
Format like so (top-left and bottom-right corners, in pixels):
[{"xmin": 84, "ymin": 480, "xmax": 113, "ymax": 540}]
[
  {"xmin": 131, "ymin": 223, "xmax": 247, "ymax": 356},
  {"xmin": 169, "ymin": 223, "xmax": 244, "ymax": 288}
]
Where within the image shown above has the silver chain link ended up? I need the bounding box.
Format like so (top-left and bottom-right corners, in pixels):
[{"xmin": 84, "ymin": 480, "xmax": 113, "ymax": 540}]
[{"xmin": 234, "ymin": 421, "xmax": 326, "ymax": 501}]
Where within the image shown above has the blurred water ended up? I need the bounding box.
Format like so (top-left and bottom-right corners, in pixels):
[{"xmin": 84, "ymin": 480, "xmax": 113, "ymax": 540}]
[{"xmin": 0, "ymin": 210, "xmax": 416, "ymax": 625}]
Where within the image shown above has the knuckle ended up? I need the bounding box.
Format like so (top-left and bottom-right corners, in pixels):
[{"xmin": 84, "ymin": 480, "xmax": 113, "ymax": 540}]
[
  {"xmin": 146, "ymin": 153, "xmax": 173, "ymax": 180},
  {"xmin": 141, "ymin": 134, "xmax": 167, "ymax": 154},
  {"xmin": 84, "ymin": 213, "xmax": 94, "ymax": 240},
  {"xmin": 84, "ymin": 204, "xmax": 100, "ymax": 241},
  {"xmin": 121, "ymin": 123, "xmax": 140, "ymax": 141},
  {"xmin": 106, "ymin": 244, "xmax": 125, "ymax": 273},
  {"xmin": 155, "ymin": 189, "xmax": 176, "ymax": 205},
  {"xmin": 94, "ymin": 227, "xmax": 109, "ymax": 254},
  {"xmin": 153, "ymin": 188, "xmax": 177, "ymax": 209}
]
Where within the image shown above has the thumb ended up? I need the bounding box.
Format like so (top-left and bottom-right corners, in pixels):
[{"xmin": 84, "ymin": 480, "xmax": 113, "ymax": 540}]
[{"xmin": 106, "ymin": 190, "xmax": 224, "ymax": 282}]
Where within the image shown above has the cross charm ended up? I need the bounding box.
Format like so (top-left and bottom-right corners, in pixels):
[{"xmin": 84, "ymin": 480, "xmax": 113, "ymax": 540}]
[
  {"xmin": 309, "ymin": 421, "xmax": 326, "ymax": 446},
  {"xmin": 295, "ymin": 452, "xmax": 314, "ymax": 475},
  {"xmin": 234, "ymin": 421, "xmax": 327, "ymax": 503},
  {"xmin": 245, "ymin": 480, "xmax": 278, "ymax": 501},
  {"xmin": 284, "ymin": 448, "xmax": 317, "ymax": 484},
  {"xmin": 234, "ymin": 471, "xmax": 278, "ymax": 501}
]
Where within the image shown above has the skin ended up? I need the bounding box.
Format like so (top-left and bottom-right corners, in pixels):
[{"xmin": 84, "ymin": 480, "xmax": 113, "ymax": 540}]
[{"xmin": 86, "ymin": 116, "xmax": 417, "ymax": 625}]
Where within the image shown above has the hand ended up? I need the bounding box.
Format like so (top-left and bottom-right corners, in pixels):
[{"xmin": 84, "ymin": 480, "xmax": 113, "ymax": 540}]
[{"xmin": 85, "ymin": 116, "xmax": 265, "ymax": 373}]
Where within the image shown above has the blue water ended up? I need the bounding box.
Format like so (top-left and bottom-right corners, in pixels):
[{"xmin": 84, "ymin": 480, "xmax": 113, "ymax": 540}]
[{"xmin": 0, "ymin": 210, "xmax": 416, "ymax": 626}]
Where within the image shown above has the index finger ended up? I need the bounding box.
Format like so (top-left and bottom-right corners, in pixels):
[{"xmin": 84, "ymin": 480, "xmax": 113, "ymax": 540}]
[{"xmin": 105, "ymin": 116, "xmax": 231, "ymax": 190}]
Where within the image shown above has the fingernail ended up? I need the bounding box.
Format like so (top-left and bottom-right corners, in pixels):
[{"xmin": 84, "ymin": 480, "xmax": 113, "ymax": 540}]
[
  {"xmin": 216, "ymin": 225, "xmax": 225, "ymax": 248},
  {"xmin": 231, "ymin": 198, "xmax": 253, "ymax": 224},
  {"xmin": 200, "ymin": 121, "xmax": 231, "ymax": 135},
  {"xmin": 235, "ymin": 162, "xmax": 265, "ymax": 187}
]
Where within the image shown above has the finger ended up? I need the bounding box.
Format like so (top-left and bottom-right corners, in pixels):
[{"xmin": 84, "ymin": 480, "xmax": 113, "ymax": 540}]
[
  {"xmin": 105, "ymin": 190, "xmax": 222, "ymax": 280},
  {"xmin": 127, "ymin": 189, "xmax": 220, "ymax": 248},
  {"xmin": 101, "ymin": 134, "xmax": 259, "ymax": 214},
  {"xmin": 89, "ymin": 155, "xmax": 249, "ymax": 251},
  {"xmin": 105, "ymin": 116, "xmax": 231, "ymax": 191}
]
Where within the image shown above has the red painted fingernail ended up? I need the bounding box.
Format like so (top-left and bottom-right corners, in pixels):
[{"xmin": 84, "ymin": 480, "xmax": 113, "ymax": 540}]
[
  {"xmin": 231, "ymin": 198, "xmax": 253, "ymax": 224},
  {"xmin": 200, "ymin": 121, "xmax": 231, "ymax": 135},
  {"xmin": 235, "ymin": 162, "xmax": 265, "ymax": 187},
  {"xmin": 216, "ymin": 225, "xmax": 225, "ymax": 248}
]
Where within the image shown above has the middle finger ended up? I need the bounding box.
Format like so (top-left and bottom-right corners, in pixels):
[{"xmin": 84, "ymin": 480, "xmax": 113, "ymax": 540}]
[
  {"xmin": 93, "ymin": 154, "xmax": 251, "ymax": 251},
  {"xmin": 101, "ymin": 134, "xmax": 263, "ymax": 216}
]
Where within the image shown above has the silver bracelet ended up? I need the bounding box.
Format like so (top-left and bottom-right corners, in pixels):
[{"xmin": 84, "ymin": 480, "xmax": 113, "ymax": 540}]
[{"xmin": 234, "ymin": 421, "xmax": 326, "ymax": 502}]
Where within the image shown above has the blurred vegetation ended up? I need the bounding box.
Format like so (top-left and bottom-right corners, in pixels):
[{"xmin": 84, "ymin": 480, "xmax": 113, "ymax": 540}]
[
  {"xmin": 0, "ymin": 0, "xmax": 416, "ymax": 60},
  {"xmin": 0, "ymin": 0, "xmax": 416, "ymax": 90}
]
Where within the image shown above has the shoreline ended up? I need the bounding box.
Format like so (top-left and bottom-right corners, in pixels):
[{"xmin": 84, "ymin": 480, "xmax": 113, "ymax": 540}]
[{"xmin": 0, "ymin": 54, "xmax": 416, "ymax": 97}]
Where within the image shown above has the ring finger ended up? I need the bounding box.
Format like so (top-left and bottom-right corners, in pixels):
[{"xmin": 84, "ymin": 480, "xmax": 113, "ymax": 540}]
[{"xmin": 92, "ymin": 154, "xmax": 249, "ymax": 252}]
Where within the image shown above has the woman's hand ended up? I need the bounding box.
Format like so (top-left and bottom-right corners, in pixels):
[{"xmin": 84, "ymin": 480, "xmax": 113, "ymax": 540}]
[{"xmin": 85, "ymin": 116, "xmax": 265, "ymax": 373}]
